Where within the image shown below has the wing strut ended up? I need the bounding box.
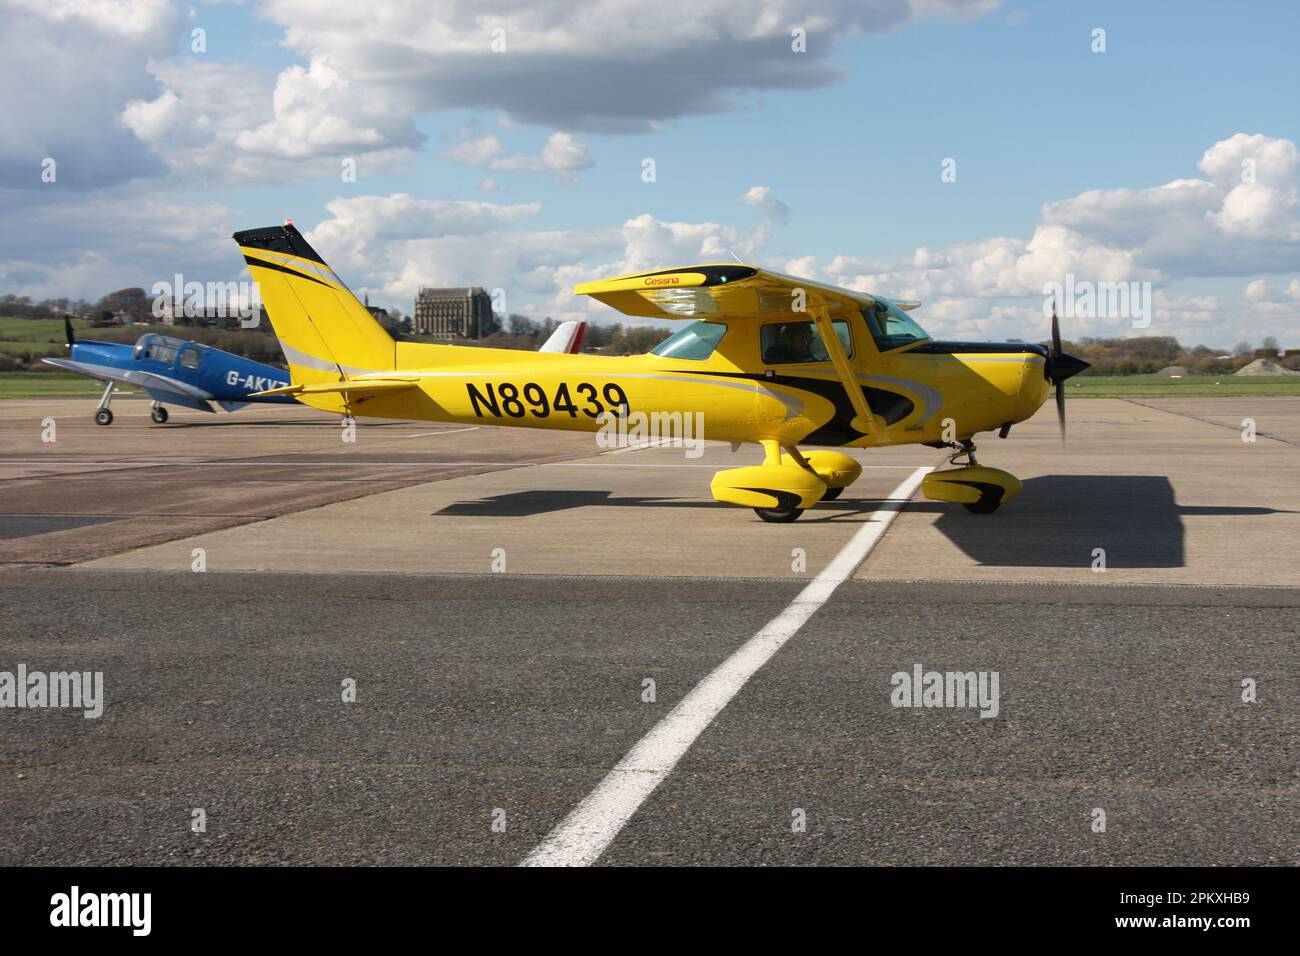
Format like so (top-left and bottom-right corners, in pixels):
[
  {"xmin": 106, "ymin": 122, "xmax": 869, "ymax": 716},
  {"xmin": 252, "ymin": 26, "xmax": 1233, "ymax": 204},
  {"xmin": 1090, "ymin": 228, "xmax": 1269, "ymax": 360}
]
[{"xmin": 809, "ymin": 306, "xmax": 881, "ymax": 436}]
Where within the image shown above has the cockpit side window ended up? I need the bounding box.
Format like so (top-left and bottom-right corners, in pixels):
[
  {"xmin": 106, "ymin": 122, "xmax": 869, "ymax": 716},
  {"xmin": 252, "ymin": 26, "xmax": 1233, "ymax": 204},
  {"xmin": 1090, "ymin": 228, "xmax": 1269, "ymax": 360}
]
[
  {"xmin": 145, "ymin": 343, "xmax": 175, "ymax": 364},
  {"xmin": 761, "ymin": 319, "xmax": 852, "ymax": 365},
  {"xmin": 179, "ymin": 348, "xmax": 201, "ymax": 369}
]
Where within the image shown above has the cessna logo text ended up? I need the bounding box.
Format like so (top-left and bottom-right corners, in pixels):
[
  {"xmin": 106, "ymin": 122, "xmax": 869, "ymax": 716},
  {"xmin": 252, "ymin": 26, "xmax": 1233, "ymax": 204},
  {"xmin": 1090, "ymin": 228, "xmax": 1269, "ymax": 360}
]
[{"xmin": 644, "ymin": 276, "xmax": 680, "ymax": 286}]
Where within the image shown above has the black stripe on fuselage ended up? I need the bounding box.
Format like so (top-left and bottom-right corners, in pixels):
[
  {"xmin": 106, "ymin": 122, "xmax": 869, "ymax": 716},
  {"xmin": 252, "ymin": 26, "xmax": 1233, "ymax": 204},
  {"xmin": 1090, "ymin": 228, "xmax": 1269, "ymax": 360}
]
[
  {"xmin": 907, "ymin": 341, "xmax": 1049, "ymax": 357},
  {"xmin": 242, "ymin": 255, "xmax": 332, "ymax": 288},
  {"xmin": 670, "ymin": 369, "xmax": 914, "ymax": 446}
]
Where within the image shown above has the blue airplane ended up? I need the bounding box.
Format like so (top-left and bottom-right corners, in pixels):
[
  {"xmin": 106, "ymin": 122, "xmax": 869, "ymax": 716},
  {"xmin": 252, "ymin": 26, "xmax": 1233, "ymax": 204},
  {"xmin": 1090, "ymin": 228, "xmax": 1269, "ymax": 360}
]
[
  {"xmin": 43, "ymin": 318, "xmax": 297, "ymax": 425},
  {"xmin": 42, "ymin": 316, "xmax": 588, "ymax": 426}
]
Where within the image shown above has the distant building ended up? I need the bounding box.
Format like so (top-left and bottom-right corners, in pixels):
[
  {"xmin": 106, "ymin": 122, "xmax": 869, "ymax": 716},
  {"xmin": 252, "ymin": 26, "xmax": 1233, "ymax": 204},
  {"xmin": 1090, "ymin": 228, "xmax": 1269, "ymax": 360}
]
[
  {"xmin": 414, "ymin": 287, "xmax": 493, "ymax": 338},
  {"xmin": 363, "ymin": 293, "xmax": 390, "ymax": 325},
  {"xmin": 154, "ymin": 293, "xmax": 255, "ymax": 327}
]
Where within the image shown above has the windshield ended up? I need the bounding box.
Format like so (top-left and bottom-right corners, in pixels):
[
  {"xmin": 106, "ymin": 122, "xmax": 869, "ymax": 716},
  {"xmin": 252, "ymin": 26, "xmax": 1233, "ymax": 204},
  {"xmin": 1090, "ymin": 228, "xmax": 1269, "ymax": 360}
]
[
  {"xmin": 863, "ymin": 300, "xmax": 930, "ymax": 352},
  {"xmin": 650, "ymin": 320, "xmax": 727, "ymax": 360}
]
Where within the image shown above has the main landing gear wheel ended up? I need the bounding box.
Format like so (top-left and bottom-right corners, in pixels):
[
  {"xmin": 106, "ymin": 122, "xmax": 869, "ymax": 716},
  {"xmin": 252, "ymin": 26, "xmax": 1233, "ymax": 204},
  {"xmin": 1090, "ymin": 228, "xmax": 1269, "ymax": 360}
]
[
  {"xmin": 820, "ymin": 486, "xmax": 844, "ymax": 501},
  {"xmin": 94, "ymin": 408, "xmax": 113, "ymax": 426},
  {"xmin": 962, "ymin": 499, "xmax": 1000, "ymax": 514},
  {"xmin": 753, "ymin": 505, "xmax": 804, "ymax": 523},
  {"xmin": 150, "ymin": 405, "xmax": 169, "ymax": 424}
]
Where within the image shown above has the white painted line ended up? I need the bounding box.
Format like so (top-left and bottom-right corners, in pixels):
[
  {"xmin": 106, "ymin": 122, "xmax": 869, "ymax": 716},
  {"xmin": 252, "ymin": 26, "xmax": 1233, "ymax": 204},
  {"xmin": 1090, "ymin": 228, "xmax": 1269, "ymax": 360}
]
[
  {"xmin": 399, "ymin": 427, "xmax": 479, "ymax": 438},
  {"xmin": 604, "ymin": 439, "xmax": 682, "ymax": 454},
  {"xmin": 521, "ymin": 464, "xmax": 933, "ymax": 867}
]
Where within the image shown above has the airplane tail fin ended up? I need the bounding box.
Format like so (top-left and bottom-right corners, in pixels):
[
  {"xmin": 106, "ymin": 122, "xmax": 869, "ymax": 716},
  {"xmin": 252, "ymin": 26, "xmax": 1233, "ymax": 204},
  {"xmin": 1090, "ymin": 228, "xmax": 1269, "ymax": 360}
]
[
  {"xmin": 233, "ymin": 224, "xmax": 396, "ymax": 386},
  {"xmin": 538, "ymin": 320, "xmax": 586, "ymax": 354}
]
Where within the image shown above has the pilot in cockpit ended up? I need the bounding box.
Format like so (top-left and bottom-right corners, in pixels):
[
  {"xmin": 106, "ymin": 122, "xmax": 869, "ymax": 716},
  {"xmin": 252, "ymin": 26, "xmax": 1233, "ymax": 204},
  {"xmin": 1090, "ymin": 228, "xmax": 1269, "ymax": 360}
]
[{"xmin": 764, "ymin": 323, "xmax": 817, "ymax": 364}]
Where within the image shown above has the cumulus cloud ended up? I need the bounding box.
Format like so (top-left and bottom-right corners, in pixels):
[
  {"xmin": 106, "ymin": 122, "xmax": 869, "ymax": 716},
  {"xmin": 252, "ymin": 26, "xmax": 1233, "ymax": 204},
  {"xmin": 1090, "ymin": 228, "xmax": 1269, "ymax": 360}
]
[
  {"xmin": 444, "ymin": 132, "xmax": 594, "ymax": 179},
  {"xmin": 295, "ymin": 190, "xmax": 780, "ymax": 318},
  {"xmin": 1037, "ymin": 134, "xmax": 1300, "ymax": 277},
  {"xmin": 120, "ymin": 56, "xmax": 422, "ymax": 183},
  {"xmin": 5, "ymin": 1, "xmax": 1002, "ymax": 188},
  {"xmin": 0, "ymin": 0, "xmax": 177, "ymax": 189},
  {"xmin": 788, "ymin": 133, "xmax": 1300, "ymax": 342},
  {"xmin": 0, "ymin": 186, "xmax": 239, "ymax": 298},
  {"xmin": 250, "ymin": 0, "xmax": 1002, "ymax": 136},
  {"xmin": 742, "ymin": 185, "xmax": 791, "ymax": 225},
  {"xmin": 490, "ymin": 133, "xmax": 593, "ymax": 176},
  {"xmin": 300, "ymin": 196, "xmax": 614, "ymax": 307},
  {"xmin": 443, "ymin": 136, "xmax": 504, "ymax": 166}
]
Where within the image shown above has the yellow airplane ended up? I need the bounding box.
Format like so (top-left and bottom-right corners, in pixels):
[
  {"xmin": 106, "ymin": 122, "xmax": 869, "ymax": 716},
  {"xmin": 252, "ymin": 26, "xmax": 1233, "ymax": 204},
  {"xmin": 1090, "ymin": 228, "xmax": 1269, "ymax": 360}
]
[{"xmin": 235, "ymin": 223, "xmax": 1088, "ymax": 522}]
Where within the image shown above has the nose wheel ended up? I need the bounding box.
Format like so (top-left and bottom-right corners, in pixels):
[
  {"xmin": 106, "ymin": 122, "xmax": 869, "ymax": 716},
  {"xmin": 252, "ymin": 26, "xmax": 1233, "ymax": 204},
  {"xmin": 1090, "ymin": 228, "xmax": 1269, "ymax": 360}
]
[
  {"xmin": 150, "ymin": 403, "xmax": 169, "ymax": 424},
  {"xmin": 924, "ymin": 440, "xmax": 1023, "ymax": 514}
]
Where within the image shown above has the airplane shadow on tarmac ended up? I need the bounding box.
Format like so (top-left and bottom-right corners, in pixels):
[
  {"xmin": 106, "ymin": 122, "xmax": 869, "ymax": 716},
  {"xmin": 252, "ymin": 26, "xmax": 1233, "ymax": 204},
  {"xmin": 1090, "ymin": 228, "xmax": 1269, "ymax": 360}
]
[
  {"xmin": 434, "ymin": 476, "xmax": 1291, "ymax": 569},
  {"xmin": 432, "ymin": 489, "xmax": 883, "ymax": 522},
  {"xmin": 904, "ymin": 474, "xmax": 1289, "ymax": 569}
]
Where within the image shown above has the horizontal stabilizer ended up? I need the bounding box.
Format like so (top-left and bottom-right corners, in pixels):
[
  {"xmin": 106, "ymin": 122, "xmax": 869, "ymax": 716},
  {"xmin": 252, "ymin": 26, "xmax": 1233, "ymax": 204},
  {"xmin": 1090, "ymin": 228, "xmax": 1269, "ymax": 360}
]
[{"xmin": 250, "ymin": 378, "xmax": 418, "ymax": 398}]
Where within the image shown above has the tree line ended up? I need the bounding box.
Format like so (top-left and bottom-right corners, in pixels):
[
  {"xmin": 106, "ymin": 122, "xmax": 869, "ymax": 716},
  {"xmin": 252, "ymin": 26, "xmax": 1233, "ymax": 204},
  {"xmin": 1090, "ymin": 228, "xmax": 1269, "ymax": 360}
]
[
  {"xmin": 1060, "ymin": 335, "xmax": 1298, "ymax": 374},
  {"xmin": 2, "ymin": 293, "xmax": 1295, "ymax": 373}
]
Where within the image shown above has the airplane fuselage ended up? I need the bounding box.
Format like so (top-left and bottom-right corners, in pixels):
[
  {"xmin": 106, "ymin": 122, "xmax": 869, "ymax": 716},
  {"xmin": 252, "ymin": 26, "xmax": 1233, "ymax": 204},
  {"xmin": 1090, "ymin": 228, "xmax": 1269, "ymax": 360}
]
[
  {"xmin": 290, "ymin": 327, "xmax": 1052, "ymax": 447},
  {"xmin": 46, "ymin": 334, "xmax": 297, "ymax": 414}
]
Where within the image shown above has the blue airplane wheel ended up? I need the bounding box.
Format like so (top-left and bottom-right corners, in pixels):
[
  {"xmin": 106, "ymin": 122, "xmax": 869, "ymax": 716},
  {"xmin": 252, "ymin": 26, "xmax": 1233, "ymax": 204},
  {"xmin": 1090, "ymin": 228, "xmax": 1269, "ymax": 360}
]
[
  {"xmin": 94, "ymin": 409, "xmax": 113, "ymax": 426},
  {"xmin": 151, "ymin": 406, "xmax": 168, "ymax": 424}
]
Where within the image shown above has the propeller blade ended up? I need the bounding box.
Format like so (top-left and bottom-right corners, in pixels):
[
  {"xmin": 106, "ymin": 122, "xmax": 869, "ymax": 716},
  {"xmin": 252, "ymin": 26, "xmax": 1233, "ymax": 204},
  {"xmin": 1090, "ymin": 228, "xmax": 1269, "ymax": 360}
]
[
  {"xmin": 1056, "ymin": 380, "xmax": 1066, "ymax": 442},
  {"xmin": 64, "ymin": 315, "xmax": 75, "ymax": 348},
  {"xmin": 1051, "ymin": 299, "xmax": 1061, "ymax": 361}
]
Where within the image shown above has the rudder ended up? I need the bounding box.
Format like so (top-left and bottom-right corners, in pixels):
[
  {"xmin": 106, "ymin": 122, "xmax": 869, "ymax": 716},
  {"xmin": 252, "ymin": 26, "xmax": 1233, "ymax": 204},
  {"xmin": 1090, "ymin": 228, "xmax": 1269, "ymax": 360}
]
[{"xmin": 234, "ymin": 224, "xmax": 396, "ymax": 386}]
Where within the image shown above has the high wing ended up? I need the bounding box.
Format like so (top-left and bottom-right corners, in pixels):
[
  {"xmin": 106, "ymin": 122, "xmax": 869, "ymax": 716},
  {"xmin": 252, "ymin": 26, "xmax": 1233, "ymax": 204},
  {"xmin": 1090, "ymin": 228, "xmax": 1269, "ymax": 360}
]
[
  {"xmin": 574, "ymin": 265, "xmax": 926, "ymax": 439},
  {"xmin": 574, "ymin": 264, "xmax": 902, "ymax": 320},
  {"xmin": 42, "ymin": 357, "xmax": 217, "ymax": 412}
]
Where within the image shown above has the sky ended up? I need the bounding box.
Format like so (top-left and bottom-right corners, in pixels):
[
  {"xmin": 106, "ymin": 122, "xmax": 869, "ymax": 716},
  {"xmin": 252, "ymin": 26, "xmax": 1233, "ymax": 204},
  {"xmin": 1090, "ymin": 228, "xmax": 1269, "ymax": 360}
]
[{"xmin": 1, "ymin": 0, "xmax": 1298, "ymax": 348}]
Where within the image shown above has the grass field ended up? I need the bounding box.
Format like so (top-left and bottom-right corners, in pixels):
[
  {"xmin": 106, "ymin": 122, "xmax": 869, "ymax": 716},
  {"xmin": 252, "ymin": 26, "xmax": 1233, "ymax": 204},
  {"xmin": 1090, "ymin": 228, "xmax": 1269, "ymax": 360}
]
[
  {"xmin": 0, "ymin": 372, "xmax": 119, "ymax": 398},
  {"xmin": 0, "ymin": 316, "xmax": 100, "ymax": 357},
  {"xmin": 0, "ymin": 316, "xmax": 91, "ymax": 339},
  {"xmin": 1069, "ymin": 374, "xmax": 1300, "ymax": 397}
]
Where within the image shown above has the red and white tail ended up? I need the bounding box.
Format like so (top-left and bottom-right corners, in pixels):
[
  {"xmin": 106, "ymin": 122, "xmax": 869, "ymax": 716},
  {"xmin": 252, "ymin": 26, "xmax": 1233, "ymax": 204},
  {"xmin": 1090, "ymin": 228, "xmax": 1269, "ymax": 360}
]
[{"xmin": 538, "ymin": 320, "xmax": 586, "ymax": 354}]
